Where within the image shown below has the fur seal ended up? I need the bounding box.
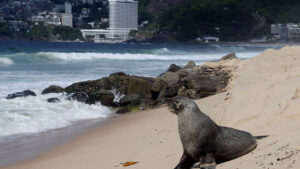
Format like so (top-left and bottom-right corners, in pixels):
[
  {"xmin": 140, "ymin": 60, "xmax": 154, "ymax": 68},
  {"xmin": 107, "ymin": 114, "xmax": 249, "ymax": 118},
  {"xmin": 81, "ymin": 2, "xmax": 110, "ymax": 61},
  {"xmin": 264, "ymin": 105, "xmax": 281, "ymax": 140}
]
[{"xmin": 168, "ymin": 96, "xmax": 257, "ymax": 169}]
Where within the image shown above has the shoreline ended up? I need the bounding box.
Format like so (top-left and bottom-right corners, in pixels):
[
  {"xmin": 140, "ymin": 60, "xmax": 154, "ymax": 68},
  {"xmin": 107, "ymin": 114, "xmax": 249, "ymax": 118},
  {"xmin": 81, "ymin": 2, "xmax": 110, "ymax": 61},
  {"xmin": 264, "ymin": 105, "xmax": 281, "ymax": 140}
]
[
  {"xmin": 0, "ymin": 115, "xmax": 118, "ymax": 168},
  {"xmin": 1, "ymin": 93, "xmax": 226, "ymax": 169}
]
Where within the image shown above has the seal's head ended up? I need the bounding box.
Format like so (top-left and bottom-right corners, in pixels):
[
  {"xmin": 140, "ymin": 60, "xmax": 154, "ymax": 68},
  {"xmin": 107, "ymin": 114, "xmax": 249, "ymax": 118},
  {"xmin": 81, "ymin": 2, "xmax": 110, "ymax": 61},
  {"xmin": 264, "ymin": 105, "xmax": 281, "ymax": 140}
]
[{"xmin": 168, "ymin": 96, "xmax": 195, "ymax": 115}]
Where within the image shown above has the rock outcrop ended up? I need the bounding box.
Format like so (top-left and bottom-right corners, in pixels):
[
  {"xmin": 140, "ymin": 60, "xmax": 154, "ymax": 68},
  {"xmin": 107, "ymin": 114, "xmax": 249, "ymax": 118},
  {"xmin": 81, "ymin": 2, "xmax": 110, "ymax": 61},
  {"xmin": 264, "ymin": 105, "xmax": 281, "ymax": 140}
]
[
  {"xmin": 183, "ymin": 61, "xmax": 196, "ymax": 69},
  {"xmin": 42, "ymin": 85, "xmax": 64, "ymax": 95},
  {"xmin": 151, "ymin": 72, "xmax": 180, "ymax": 105},
  {"xmin": 66, "ymin": 92, "xmax": 90, "ymax": 103},
  {"xmin": 167, "ymin": 64, "xmax": 182, "ymax": 72},
  {"xmin": 150, "ymin": 56, "xmax": 239, "ymax": 105},
  {"xmin": 6, "ymin": 90, "xmax": 37, "ymax": 100},
  {"xmin": 64, "ymin": 73, "xmax": 154, "ymax": 107},
  {"xmin": 219, "ymin": 53, "xmax": 238, "ymax": 61},
  {"xmin": 39, "ymin": 54, "xmax": 239, "ymax": 113},
  {"xmin": 119, "ymin": 94, "xmax": 141, "ymax": 107},
  {"xmin": 47, "ymin": 98, "xmax": 60, "ymax": 103},
  {"xmin": 115, "ymin": 107, "xmax": 130, "ymax": 114},
  {"xmin": 89, "ymin": 89, "xmax": 115, "ymax": 106}
]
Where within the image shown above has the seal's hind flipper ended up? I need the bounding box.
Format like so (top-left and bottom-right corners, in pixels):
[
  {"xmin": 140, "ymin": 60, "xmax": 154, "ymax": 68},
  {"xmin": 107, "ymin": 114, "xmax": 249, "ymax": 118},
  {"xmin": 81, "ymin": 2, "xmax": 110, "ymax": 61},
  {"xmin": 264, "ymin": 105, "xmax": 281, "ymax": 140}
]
[{"xmin": 255, "ymin": 135, "xmax": 268, "ymax": 140}]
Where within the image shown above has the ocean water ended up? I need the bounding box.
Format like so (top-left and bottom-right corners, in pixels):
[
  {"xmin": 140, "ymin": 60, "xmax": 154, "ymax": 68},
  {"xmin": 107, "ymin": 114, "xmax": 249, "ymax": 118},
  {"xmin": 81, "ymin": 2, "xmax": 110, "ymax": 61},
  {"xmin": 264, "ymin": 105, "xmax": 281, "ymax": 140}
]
[{"xmin": 0, "ymin": 40, "xmax": 282, "ymax": 137}]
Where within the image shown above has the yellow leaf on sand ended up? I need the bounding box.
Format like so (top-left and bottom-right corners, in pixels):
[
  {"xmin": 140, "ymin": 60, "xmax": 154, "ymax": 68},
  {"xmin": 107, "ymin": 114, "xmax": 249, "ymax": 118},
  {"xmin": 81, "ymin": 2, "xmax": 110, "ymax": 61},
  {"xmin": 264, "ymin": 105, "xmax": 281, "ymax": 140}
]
[{"xmin": 122, "ymin": 161, "xmax": 138, "ymax": 167}]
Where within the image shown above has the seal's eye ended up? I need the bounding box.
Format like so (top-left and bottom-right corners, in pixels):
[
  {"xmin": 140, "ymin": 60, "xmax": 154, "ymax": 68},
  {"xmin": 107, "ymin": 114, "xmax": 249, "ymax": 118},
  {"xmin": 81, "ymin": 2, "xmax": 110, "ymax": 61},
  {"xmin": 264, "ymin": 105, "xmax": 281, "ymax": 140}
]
[{"xmin": 173, "ymin": 101, "xmax": 183, "ymax": 110}]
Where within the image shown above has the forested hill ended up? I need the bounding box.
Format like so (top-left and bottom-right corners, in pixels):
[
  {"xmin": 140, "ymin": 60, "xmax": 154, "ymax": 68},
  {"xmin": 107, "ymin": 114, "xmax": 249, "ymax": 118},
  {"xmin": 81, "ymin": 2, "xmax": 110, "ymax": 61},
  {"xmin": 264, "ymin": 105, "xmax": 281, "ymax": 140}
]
[{"xmin": 137, "ymin": 0, "xmax": 300, "ymax": 41}]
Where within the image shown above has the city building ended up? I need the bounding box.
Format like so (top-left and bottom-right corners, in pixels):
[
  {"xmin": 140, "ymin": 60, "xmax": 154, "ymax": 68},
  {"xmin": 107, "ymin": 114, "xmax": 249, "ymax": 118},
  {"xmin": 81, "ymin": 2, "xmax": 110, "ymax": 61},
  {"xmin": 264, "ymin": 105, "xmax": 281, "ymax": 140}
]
[
  {"xmin": 82, "ymin": 0, "xmax": 95, "ymax": 4},
  {"xmin": 271, "ymin": 24, "xmax": 288, "ymax": 39},
  {"xmin": 0, "ymin": 16, "xmax": 5, "ymax": 23},
  {"xmin": 109, "ymin": 0, "xmax": 138, "ymax": 31},
  {"xmin": 53, "ymin": 4, "xmax": 65, "ymax": 13},
  {"xmin": 271, "ymin": 23, "xmax": 300, "ymax": 41},
  {"xmin": 288, "ymin": 27, "xmax": 300, "ymax": 41},
  {"xmin": 65, "ymin": 1, "xmax": 72, "ymax": 14},
  {"xmin": 80, "ymin": 0, "xmax": 138, "ymax": 42},
  {"xmin": 61, "ymin": 13, "xmax": 73, "ymax": 27},
  {"xmin": 30, "ymin": 2, "xmax": 73, "ymax": 27}
]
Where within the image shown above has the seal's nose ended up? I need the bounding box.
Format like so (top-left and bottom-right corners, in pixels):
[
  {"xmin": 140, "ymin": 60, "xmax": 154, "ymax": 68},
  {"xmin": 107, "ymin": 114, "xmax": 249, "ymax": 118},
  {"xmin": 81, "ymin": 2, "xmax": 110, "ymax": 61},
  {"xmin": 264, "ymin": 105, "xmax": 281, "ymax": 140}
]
[{"xmin": 166, "ymin": 98, "xmax": 173, "ymax": 108}]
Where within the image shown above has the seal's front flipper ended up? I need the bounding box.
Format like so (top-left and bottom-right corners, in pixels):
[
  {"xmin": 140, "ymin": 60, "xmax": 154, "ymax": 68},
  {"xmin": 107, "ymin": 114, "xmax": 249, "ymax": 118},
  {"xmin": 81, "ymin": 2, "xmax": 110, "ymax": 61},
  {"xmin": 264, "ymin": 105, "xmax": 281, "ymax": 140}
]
[
  {"xmin": 200, "ymin": 164, "xmax": 216, "ymax": 169},
  {"xmin": 192, "ymin": 163, "xmax": 200, "ymax": 168},
  {"xmin": 255, "ymin": 135, "xmax": 268, "ymax": 140},
  {"xmin": 174, "ymin": 152, "xmax": 197, "ymax": 169},
  {"xmin": 199, "ymin": 154, "xmax": 216, "ymax": 169}
]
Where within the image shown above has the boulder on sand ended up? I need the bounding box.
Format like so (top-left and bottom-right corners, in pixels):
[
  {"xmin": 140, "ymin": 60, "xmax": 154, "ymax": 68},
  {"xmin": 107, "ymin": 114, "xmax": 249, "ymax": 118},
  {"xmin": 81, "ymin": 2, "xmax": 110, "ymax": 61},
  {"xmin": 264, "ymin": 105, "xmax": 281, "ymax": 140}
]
[
  {"xmin": 115, "ymin": 107, "xmax": 130, "ymax": 114},
  {"xmin": 64, "ymin": 73, "xmax": 154, "ymax": 107},
  {"xmin": 151, "ymin": 71, "xmax": 180, "ymax": 104}
]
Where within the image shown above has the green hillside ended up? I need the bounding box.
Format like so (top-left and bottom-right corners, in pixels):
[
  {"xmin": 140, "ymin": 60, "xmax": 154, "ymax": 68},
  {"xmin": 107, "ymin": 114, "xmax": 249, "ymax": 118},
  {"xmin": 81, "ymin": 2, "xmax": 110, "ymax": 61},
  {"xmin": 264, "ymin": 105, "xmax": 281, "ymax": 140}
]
[{"xmin": 138, "ymin": 0, "xmax": 300, "ymax": 41}]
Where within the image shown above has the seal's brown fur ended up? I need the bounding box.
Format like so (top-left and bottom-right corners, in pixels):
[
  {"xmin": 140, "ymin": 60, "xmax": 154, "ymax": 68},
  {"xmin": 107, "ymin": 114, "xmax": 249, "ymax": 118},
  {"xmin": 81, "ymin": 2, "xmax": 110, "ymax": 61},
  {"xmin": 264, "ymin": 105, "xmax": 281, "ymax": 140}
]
[{"xmin": 168, "ymin": 96, "xmax": 257, "ymax": 169}]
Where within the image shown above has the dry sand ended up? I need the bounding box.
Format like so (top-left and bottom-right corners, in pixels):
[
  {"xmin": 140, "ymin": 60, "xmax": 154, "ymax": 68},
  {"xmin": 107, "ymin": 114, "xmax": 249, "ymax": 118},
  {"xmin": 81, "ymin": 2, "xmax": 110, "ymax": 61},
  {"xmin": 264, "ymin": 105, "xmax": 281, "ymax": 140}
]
[{"xmin": 3, "ymin": 46, "xmax": 300, "ymax": 169}]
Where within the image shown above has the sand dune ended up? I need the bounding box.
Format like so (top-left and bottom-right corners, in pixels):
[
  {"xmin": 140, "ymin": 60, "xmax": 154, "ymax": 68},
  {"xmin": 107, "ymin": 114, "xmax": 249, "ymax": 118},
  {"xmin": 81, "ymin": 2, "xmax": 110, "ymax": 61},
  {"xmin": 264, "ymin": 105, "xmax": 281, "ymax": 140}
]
[
  {"xmin": 210, "ymin": 46, "xmax": 300, "ymax": 169},
  {"xmin": 3, "ymin": 46, "xmax": 300, "ymax": 169}
]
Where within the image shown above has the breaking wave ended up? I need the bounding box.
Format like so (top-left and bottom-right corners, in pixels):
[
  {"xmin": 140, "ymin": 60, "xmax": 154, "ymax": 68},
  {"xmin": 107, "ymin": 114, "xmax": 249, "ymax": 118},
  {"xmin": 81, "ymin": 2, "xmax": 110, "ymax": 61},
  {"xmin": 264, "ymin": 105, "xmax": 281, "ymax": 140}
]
[
  {"xmin": 0, "ymin": 94, "xmax": 112, "ymax": 137},
  {"xmin": 0, "ymin": 57, "xmax": 14, "ymax": 65},
  {"xmin": 36, "ymin": 51, "xmax": 259, "ymax": 61}
]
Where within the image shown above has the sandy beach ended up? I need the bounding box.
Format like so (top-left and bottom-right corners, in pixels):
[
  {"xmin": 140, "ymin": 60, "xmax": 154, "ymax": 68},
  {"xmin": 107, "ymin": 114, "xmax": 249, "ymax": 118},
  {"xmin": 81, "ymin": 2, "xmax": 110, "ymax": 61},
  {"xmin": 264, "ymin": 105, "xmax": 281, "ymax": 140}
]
[{"xmin": 3, "ymin": 46, "xmax": 300, "ymax": 169}]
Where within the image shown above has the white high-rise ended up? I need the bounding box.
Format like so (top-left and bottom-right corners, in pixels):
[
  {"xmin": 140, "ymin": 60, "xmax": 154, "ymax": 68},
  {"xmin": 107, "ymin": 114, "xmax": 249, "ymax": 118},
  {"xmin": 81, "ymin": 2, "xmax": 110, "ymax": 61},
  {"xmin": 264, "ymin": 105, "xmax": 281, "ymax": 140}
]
[
  {"xmin": 65, "ymin": 1, "xmax": 72, "ymax": 14},
  {"xmin": 109, "ymin": 0, "xmax": 138, "ymax": 31}
]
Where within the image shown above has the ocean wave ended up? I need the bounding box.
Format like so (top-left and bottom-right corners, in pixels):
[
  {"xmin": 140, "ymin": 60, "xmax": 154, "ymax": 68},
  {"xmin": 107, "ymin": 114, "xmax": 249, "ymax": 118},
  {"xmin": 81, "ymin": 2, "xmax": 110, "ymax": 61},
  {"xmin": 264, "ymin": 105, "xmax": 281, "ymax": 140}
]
[
  {"xmin": 0, "ymin": 94, "xmax": 112, "ymax": 137},
  {"xmin": 150, "ymin": 47, "xmax": 170, "ymax": 55},
  {"xmin": 38, "ymin": 51, "xmax": 260, "ymax": 61},
  {"xmin": 0, "ymin": 47, "xmax": 261, "ymax": 64},
  {"xmin": 0, "ymin": 57, "xmax": 14, "ymax": 65}
]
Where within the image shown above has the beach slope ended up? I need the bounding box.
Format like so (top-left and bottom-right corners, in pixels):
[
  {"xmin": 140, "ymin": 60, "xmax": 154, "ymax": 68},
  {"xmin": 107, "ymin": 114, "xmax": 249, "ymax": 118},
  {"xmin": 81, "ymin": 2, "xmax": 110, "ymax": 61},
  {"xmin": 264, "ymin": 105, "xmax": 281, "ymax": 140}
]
[{"xmin": 3, "ymin": 46, "xmax": 300, "ymax": 169}]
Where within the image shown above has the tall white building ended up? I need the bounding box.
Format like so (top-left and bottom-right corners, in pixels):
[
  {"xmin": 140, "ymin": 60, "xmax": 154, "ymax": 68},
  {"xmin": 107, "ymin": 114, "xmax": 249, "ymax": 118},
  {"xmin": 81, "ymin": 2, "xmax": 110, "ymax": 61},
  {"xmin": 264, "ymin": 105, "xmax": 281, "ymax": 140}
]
[
  {"xmin": 109, "ymin": 0, "xmax": 138, "ymax": 31},
  {"xmin": 81, "ymin": 0, "xmax": 138, "ymax": 42},
  {"xmin": 65, "ymin": 1, "xmax": 72, "ymax": 14},
  {"xmin": 61, "ymin": 13, "xmax": 73, "ymax": 27}
]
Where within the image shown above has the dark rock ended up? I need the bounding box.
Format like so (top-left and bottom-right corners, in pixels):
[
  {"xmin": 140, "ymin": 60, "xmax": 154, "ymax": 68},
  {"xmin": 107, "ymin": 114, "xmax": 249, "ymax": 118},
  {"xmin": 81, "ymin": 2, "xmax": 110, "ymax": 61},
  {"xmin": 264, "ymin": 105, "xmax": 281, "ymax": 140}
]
[
  {"xmin": 47, "ymin": 98, "xmax": 60, "ymax": 103},
  {"xmin": 67, "ymin": 92, "xmax": 90, "ymax": 103},
  {"xmin": 178, "ymin": 67, "xmax": 233, "ymax": 99},
  {"xmin": 119, "ymin": 94, "xmax": 141, "ymax": 106},
  {"xmin": 42, "ymin": 85, "xmax": 64, "ymax": 95},
  {"xmin": 109, "ymin": 72, "xmax": 128, "ymax": 77},
  {"xmin": 64, "ymin": 77, "xmax": 112, "ymax": 94},
  {"xmin": 6, "ymin": 90, "xmax": 37, "ymax": 100},
  {"xmin": 115, "ymin": 107, "xmax": 130, "ymax": 114},
  {"xmin": 219, "ymin": 53, "xmax": 238, "ymax": 61},
  {"xmin": 64, "ymin": 75, "xmax": 154, "ymax": 102},
  {"xmin": 108, "ymin": 75, "xmax": 154, "ymax": 99},
  {"xmin": 89, "ymin": 89, "xmax": 115, "ymax": 106},
  {"xmin": 184, "ymin": 61, "xmax": 196, "ymax": 69},
  {"xmin": 178, "ymin": 86, "xmax": 198, "ymax": 99},
  {"xmin": 167, "ymin": 64, "xmax": 182, "ymax": 72},
  {"xmin": 184, "ymin": 74, "xmax": 217, "ymax": 92},
  {"xmin": 151, "ymin": 72, "xmax": 180, "ymax": 104}
]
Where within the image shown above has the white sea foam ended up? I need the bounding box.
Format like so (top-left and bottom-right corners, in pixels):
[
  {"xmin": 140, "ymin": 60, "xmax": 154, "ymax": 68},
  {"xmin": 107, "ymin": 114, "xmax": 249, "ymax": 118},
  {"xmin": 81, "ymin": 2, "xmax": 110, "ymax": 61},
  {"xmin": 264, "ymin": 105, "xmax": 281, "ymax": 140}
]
[
  {"xmin": 0, "ymin": 94, "xmax": 112, "ymax": 137},
  {"xmin": 110, "ymin": 88, "xmax": 124, "ymax": 103},
  {"xmin": 0, "ymin": 57, "xmax": 14, "ymax": 65},
  {"xmin": 38, "ymin": 51, "xmax": 259, "ymax": 61}
]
